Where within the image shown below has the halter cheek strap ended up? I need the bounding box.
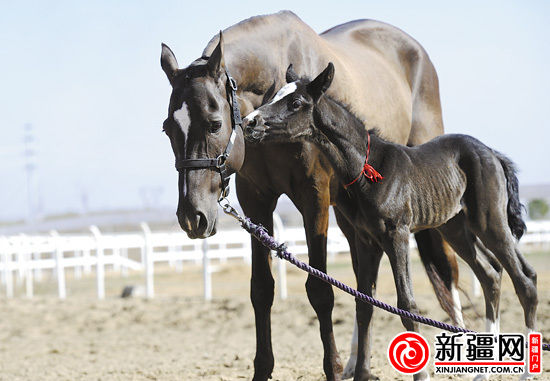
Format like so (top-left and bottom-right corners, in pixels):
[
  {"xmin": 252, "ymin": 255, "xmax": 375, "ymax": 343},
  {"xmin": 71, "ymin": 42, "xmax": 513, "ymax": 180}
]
[
  {"xmin": 344, "ymin": 131, "xmax": 383, "ymax": 188},
  {"xmin": 174, "ymin": 68, "xmax": 241, "ymax": 200}
]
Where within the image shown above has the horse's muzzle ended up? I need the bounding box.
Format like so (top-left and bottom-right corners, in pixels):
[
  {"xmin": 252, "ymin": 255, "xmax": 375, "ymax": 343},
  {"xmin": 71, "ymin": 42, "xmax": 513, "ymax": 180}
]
[
  {"xmin": 242, "ymin": 114, "xmax": 267, "ymax": 143},
  {"xmin": 177, "ymin": 210, "xmax": 216, "ymax": 239}
]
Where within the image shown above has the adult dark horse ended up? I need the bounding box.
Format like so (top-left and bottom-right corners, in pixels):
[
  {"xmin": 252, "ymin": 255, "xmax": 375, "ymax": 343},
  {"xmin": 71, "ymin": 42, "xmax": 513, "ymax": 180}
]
[{"xmin": 160, "ymin": 11, "xmax": 459, "ymax": 380}]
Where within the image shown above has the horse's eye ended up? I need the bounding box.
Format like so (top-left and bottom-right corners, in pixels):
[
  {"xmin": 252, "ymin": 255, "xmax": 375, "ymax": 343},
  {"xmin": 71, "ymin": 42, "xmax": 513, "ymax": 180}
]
[
  {"xmin": 209, "ymin": 121, "xmax": 222, "ymax": 133},
  {"xmin": 292, "ymin": 99, "xmax": 302, "ymax": 110}
]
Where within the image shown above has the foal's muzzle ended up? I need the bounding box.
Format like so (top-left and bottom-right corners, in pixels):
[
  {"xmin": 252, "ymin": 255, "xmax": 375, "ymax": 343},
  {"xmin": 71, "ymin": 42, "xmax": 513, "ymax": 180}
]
[{"xmin": 243, "ymin": 114, "xmax": 267, "ymax": 142}]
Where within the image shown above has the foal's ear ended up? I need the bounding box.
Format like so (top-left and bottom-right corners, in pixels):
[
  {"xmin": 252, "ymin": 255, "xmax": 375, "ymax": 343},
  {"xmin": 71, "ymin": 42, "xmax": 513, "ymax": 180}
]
[
  {"xmin": 208, "ymin": 31, "xmax": 225, "ymax": 77},
  {"xmin": 307, "ymin": 62, "xmax": 335, "ymax": 102},
  {"xmin": 286, "ymin": 64, "xmax": 299, "ymax": 83},
  {"xmin": 161, "ymin": 43, "xmax": 179, "ymax": 83}
]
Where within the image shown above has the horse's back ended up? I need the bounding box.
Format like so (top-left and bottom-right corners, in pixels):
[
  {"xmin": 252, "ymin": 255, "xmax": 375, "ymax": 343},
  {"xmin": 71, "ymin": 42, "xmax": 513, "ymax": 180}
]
[{"xmin": 320, "ymin": 19, "xmax": 444, "ymax": 145}]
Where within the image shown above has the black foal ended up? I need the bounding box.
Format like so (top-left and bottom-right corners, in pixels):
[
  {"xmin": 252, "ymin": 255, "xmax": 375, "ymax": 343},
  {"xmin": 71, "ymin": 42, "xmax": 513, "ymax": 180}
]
[{"xmin": 243, "ymin": 63, "xmax": 537, "ymax": 381}]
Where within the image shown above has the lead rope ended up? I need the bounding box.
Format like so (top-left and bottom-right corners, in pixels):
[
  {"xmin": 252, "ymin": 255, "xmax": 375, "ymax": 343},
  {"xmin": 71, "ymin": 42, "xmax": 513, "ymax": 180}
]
[{"xmin": 219, "ymin": 199, "xmax": 550, "ymax": 351}]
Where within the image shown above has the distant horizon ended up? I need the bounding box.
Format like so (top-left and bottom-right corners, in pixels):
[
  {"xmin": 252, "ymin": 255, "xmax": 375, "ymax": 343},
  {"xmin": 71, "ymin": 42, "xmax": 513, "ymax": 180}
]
[{"xmin": 1, "ymin": 1, "xmax": 549, "ymax": 221}]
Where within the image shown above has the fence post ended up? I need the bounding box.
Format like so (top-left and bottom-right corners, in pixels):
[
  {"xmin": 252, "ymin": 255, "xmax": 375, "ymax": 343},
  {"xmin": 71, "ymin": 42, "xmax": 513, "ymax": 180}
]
[
  {"xmin": 20, "ymin": 235, "xmax": 34, "ymax": 298},
  {"xmin": 140, "ymin": 222, "xmax": 154, "ymax": 299},
  {"xmin": 121, "ymin": 248, "xmax": 129, "ymax": 277},
  {"xmin": 25, "ymin": 251, "xmax": 34, "ymax": 298},
  {"xmin": 1, "ymin": 237, "xmax": 14, "ymax": 298},
  {"xmin": 16, "ymin": 236, "xmax": 25, "ymax": 284},
  {"xmin": 33, "ymin": 251, "xmax": 42, "ymax": 281},
  {"xmin": 82, "ymin": 249, "xmax": 91, "ymax": 275},
  {"xmin": 50, "ymin": 230, "xmax": 66, "ymax": 299},
  {"xmin": 90, "ymin": 226, "xmax": 105, "ymax": 300},
  {"xmin": 202, "ymin": 239, "xmax": 211, "ymax": 301},
  {"xmin": 273, "ymin": 213, "xmax": 287, "ymax": 300},
  {"xmin": 74, "ymin": 251, "xmax": 82, "ymax": 279}
]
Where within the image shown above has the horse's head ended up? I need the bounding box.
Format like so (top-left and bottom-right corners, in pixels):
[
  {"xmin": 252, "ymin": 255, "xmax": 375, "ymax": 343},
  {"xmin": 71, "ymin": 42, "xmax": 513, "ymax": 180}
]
[
  {"xmin": 161, "ymin": 34, "xmax": 245, "ymax": 238},
  {"xmin": 243, "ymin": 63, "xmax": 334, "ymax": 144}
]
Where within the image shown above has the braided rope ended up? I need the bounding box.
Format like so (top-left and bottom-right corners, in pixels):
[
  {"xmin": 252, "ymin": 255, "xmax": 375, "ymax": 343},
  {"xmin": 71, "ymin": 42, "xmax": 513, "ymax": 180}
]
[{"xmin": 238, "ymin": 216, "xmax": 550, "ymax": 351}]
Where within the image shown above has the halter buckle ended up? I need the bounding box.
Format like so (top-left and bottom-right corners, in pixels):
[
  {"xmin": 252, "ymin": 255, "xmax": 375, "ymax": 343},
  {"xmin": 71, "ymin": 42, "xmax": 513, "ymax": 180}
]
[
  {"xmin": 216, "ymin": 154, "xmax": 227, "ymax": 169},
  {"xmin": 227, "ymin": 75, "xmax": 238, "ymax": 91}
]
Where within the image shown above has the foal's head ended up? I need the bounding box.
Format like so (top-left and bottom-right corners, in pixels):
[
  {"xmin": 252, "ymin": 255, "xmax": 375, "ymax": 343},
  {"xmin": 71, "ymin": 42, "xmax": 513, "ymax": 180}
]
[{"xmin": 243, "ymin": 63, "xmax": 334, "ymax": 143}]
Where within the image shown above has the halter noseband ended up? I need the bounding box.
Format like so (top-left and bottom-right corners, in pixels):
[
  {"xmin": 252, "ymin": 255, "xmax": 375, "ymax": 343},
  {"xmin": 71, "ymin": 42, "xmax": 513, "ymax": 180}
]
[{"xmin": 175, "ymin": 68, "xmax": 242, "ymax": 200}]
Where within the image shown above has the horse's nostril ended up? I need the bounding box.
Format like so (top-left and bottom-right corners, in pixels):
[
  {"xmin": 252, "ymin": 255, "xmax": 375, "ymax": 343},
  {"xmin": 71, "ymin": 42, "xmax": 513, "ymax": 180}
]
[
  {"xmin": 196, "ymin": 212, "xmax": 208, "ymax": 233},
  {"xmin": 248, "ymin": 118, "xmax": 257, "ymax": 128}
]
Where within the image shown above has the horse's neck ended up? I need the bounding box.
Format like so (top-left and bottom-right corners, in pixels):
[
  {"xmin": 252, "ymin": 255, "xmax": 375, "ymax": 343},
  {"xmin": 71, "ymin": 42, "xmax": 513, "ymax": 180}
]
[{"xmin": 312, "ymin": 97, "xmax": 371, "ymax": 183}]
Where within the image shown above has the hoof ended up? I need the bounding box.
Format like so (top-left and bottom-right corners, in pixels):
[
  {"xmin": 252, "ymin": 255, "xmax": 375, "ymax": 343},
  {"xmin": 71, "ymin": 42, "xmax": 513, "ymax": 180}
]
[
  {"xmin": 414, "ymin": 370, "xmax": 430, "ymax": 381},
  {"xmin": 342, "ymin": 354, "xmax": 356, "ymax": 379}
]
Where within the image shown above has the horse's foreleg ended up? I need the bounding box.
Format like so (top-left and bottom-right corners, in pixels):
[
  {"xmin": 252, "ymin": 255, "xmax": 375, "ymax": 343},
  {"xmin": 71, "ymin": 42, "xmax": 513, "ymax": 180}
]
[
  {"xmin": 237, "ymin": 177, "xmax": 278, "ymax": 381},
  {"xmin": 354, "ymin": 234, "xmax": 383, "ymax": 381},
  {"xmin": 383, "ymin": 230, "xmax": 430, "ymax": 381},
  {"xmin": 301, "ymin": 190, "xmax": 343, "ymax": 380}
]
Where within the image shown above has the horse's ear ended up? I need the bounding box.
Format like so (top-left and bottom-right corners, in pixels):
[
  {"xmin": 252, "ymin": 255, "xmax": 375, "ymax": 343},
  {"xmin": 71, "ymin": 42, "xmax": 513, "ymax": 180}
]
[
  {"xmin": 286, "ymin": 64, "xmax": 299, "ymax": 83},
  {"xmin": 161, "ymin": 43, "xmax": 179, "ymax": 83},
  {"xmin": 208, "ymin": 31, "xmax": 225, "ymax": 77},
  {"xmin": 307, "ymin": 62, "xmax": 335, "ymax": 102}
]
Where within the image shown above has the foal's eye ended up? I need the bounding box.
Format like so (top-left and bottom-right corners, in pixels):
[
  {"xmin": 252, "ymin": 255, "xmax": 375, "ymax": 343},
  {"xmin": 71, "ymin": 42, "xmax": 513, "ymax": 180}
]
[
  {"xmin": 209, "ymin": 121, "xmax": 222, "ymax": 133},
  {"xmin": 292, "ymin": 99, "xmax": 302, "ymax": 110}
]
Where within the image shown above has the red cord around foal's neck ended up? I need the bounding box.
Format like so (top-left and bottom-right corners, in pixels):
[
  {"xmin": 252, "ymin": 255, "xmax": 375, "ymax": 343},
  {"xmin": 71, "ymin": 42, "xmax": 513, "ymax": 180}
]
[{"xmin": 344, "ymin": 131, "xmax": 383, "ymax": 189}]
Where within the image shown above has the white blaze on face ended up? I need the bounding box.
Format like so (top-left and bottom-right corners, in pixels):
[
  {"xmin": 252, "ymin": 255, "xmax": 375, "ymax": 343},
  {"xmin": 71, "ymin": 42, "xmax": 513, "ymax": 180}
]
[
  {"xmin": 244, "ymin": 109, "xmax": 259, "ymax": 123},
  {"xmin": 173, "ymin": 101, "xmax": 191, "ymax": 135},
  {"xmin": 268, "ymin": 82, "xmax": 297, "ymax": 105}
]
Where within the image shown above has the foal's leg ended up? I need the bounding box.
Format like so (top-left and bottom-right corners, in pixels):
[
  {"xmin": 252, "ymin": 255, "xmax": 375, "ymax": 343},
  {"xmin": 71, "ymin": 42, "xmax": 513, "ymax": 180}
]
[
  {"xmin": 381, "ymin": 229, "xmax": 429, "ymax": 381},
  {"xmin": 353, "ymin": 234, "xmax": 383, "ymax": 381},
  {"xmin": 334, "ymin": 209, "xmax": 364, "ymax": 380},
  {"xmin": 474, "ymin": 227, "xmax": 537, "ymax": 381},
  {"xmin": 474, "ymin": 226, "xmax": 538, "ymax": 332},
  {"xmin": 436, "ymin": 214, "xmax": 503, "ymax": 335},
  {"xmin": 236, "ymin": 177, "xmax": 278, "ymax": 381}
]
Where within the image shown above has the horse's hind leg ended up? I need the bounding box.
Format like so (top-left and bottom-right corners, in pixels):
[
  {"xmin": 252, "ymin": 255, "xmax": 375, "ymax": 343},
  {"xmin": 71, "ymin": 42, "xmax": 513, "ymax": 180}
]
[
  {"xmin": 475, "ymin": 226, "xmax": 538, "ymax": 332},
  {"xmin": 414, "ymin": 230, "xmax": 464, "ymax": 327},
  {"xmin": 474, "ymin": 226, "xmax": 537, "ymax": 381},
  {"xmin": 437, "ymin": 214, "xmax": 503, "ymax": 336}
]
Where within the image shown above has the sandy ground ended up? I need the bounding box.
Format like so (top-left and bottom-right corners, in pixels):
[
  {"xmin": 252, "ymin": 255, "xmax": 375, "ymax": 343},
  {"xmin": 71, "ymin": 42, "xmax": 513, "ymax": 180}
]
[{"xmin": 1, "ymin": 250, "xmax": 549, "ymax": 380}]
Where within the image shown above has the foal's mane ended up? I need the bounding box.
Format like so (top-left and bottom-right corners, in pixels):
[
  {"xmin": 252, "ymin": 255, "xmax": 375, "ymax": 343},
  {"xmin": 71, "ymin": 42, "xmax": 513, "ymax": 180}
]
[{"xmin": 321, "ymin": 94, "xmax": 386, "ymax": 142}]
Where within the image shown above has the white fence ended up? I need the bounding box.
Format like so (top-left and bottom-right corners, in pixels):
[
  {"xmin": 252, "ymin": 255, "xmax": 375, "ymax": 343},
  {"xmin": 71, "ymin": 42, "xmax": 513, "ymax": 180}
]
[{"xmin": 1, "ymin": 218, "xmax": 549, "ymax": 300}]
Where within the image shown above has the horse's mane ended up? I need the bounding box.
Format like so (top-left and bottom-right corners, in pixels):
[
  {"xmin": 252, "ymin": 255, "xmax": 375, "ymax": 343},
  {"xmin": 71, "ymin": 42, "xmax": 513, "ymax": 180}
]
[{"xmin": 323, "ymin": 94, "xmax": 387, "ymax": 141}]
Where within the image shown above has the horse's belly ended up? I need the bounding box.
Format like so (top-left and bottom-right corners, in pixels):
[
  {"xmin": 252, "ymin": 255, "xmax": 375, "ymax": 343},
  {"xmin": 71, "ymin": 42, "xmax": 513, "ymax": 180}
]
[{"xmin": 410, "ymin": 168, "xmax": 466, "ymax": 231}]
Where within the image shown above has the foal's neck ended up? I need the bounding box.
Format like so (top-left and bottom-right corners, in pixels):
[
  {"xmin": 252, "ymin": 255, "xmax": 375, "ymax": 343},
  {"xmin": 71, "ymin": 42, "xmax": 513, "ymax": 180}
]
[{"xmin": 311, "ymin": 96, "xmax": 375, "ymax": 185}]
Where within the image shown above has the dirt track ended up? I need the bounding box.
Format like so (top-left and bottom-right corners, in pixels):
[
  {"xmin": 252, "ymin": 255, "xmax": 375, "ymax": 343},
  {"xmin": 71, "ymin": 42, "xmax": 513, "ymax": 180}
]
[{"xmin": 1, "ymin": 251, "xmax": 549, "ymax": 380}]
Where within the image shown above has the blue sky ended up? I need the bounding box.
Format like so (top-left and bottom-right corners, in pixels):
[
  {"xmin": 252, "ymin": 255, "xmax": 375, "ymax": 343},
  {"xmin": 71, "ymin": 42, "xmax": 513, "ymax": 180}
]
[{"xmin": 0, "ymin": 1, "xmax": 549, "ymax": 220}]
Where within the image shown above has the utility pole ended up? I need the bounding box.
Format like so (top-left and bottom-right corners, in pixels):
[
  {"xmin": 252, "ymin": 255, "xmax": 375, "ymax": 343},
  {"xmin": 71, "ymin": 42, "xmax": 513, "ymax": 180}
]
[{"xmin": 23, "ymin": 123, "xmax": 36, "ymax": 223}]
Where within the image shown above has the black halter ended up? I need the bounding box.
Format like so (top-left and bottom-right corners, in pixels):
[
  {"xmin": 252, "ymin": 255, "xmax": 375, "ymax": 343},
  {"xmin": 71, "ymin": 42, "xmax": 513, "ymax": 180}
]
[{"xmin": 175, "ymin": 68, "xmax": 242, "ymax": 200}]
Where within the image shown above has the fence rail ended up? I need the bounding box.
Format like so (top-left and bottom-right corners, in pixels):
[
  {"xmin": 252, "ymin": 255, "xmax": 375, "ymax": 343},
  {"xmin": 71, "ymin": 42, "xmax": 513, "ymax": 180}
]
[{"xmin": 1, "ymin": 218, "xmax": 549, "ymax": 300}]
